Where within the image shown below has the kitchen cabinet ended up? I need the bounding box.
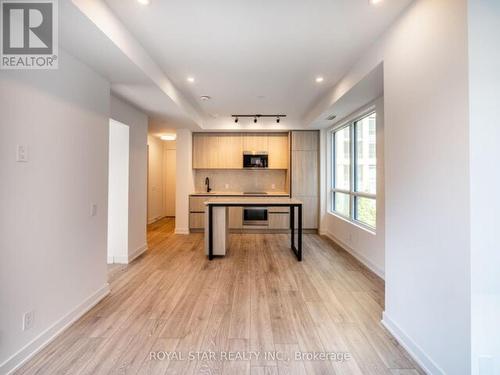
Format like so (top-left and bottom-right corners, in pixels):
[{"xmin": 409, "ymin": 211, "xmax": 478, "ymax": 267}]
[
  {"xmin": 243, "ymin": 134, "xmax": 268, "ymax": 153},
  {"xmin": 269, "ymin": 213, "xmax": 289, "ymax": 229},
  {"xmin": 268, "ymin": 134, "xmax": 289, "ymax": 169},
  {"xmin": 229, "ymin": 207, "xmax": 243, "ymax": 229},
  {"xmin": 189, "ymin": 197, "xmax": 206, "ymax": 212},
  {"xmin": 291, "ymin": 131, "xmax": 319, "ymax": 229},
  {"xmin": 193, "ymin": 133, "xmax": 219, "ymax": 169},
  {"xmin": 193, "ymin": 133, "xmax": 289, "ymax": 169},
  {"xmin": 190, "ymin": 212, "xmax": 205, "ymax": 229},
  {"xmin": 218, "ymin": 135, "xmax": 243, "ymax": 168},
  {"xmin": 292, "ymin": 131, "xmax": 318, "ymax": 151},
  {"xmin": 293, "ymin": 196, "xmax": 318, "ymax": 229},
  {"xmin": 291, "ymin": 151, "xmax": 318, "ymax": 196}
]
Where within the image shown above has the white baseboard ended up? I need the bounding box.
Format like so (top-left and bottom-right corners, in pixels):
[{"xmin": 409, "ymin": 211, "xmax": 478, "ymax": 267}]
[
  {"xmin": 108, "ymin": 244, "xmax": 148, "ymax": 264},
  {"xmin": 382, "ymin": 312, "xmax": 444, "ymax": 375},
  {"xmin": 323, "ymin": 230, "xmax": 385, "ymax": 279},
  {"xmin": 147, "ymin": 216, "xmax": 164, "ymax": 224},
  {"xmin": 1, "ymin": 284, "xmax": 110, "ymax": 375},
  {"xmin": 175, "ymin": 228, "xmax": 190, "ymax": 235},
  {"xmin": 128, "ymin": 243, "xmax": 147, "ymax": 262}
]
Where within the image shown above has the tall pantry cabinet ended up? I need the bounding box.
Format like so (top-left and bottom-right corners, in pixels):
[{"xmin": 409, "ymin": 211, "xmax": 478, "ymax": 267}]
[{"xmin": 291, "ymin": 131, "xmax": 319, "ymax": 229}]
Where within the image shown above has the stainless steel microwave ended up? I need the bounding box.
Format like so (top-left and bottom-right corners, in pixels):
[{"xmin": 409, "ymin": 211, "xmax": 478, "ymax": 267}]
[{"xmin": 243, "ymin": 152, "xmax": 268, "ymax": 168}]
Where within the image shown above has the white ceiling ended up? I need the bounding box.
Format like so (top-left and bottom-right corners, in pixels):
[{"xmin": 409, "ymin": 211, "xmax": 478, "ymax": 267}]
[{"xmin": 102, "ymin": 0, "xmax": 413, "ymax": 130}]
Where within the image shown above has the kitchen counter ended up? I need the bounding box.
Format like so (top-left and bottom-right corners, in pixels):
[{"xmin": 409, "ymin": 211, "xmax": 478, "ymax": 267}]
[
  {"xmin": 204, "ymin": 197, "xmax": 303, "ymax": 261},
  {"xmin": 190, "ymin": 191, "xmax": 290, "ymax": 197},
  {"xmin": 204, "ymin": 196, "xmax": 302, "ymax": 206}
]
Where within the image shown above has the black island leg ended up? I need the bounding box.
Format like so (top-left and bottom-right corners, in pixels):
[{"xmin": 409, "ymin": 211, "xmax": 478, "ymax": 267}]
[
  {"xmin": 208, "ymin": 205, "xmax": 213, "ymax": 260},
  {"xmin": 298, "ymin": 204, "xmax": 302, "ymax": 261},
  {"xmin": 289, "ymin": 204, "xmax": 302, "ymax": 262},
  {"xmin": 290, "ymin": 204, "xmax": 295, "ymax": 250}
]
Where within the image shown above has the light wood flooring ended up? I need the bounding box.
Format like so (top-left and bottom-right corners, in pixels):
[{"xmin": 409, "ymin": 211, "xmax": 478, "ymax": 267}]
[{"xmin": 16, "ymin": 218, "xmax": 424, "ymax": 375}]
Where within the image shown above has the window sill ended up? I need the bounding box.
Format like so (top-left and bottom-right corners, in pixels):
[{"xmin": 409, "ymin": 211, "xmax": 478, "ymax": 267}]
[{"xmin": 327, "ymin": 211, "xmax": 376, "ymax": 235}]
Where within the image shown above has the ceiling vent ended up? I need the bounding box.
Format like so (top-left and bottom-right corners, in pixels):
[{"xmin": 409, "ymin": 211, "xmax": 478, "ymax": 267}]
[{"xmin": 325, "ymin": 114, "xmax": 337, "ymax": 121}]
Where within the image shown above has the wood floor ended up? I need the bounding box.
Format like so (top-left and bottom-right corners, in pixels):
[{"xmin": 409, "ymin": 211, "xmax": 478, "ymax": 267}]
[{"xmin": 17, "ymin": 218, "xmax": 424, "ymax": 375}]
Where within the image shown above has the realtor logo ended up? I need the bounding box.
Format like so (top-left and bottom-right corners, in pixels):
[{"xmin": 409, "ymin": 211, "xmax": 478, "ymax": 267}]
[{"xmin": 1, "ymin": 0, "xmax": 58, "ymax": 69}]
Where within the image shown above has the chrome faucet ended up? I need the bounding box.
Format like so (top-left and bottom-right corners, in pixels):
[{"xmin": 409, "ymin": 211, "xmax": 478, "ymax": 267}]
[{"xmin": 205, "ymin": 177, "xmax": 212, "ymax": 193}]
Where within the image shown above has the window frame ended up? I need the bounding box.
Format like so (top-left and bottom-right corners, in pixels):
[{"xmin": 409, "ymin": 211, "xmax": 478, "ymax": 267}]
[{"xmin": 330, "ymin": 109, "xmax": 377, "ymax": 230}]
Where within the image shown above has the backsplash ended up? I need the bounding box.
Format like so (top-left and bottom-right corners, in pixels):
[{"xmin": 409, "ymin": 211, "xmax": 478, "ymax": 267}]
[{"xmin": 194, "ymin": 169, "xmax": 287, "ymax": 192}]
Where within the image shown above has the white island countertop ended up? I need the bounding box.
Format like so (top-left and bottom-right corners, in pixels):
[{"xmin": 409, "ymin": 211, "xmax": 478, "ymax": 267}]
[
  {"xmin": 204, "ymin": 197, "xmax": 303, "ymax": 206},
  {"xmin": 191, "ymin": 191, "xmax": 289, "ymax": 197}
]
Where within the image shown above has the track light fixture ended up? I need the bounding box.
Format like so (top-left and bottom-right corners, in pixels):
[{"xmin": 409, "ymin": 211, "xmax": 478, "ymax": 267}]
[{"xmin": 231, "ymin": 114, "xmax": 286, "ymax": 124}]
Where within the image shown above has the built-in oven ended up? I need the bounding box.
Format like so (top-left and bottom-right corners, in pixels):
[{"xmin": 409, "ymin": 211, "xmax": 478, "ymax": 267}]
[
  {"xmin": 243, "ymin": 207, "xmax": 269, "ymax": 226},
  {"xmin": 243, "ymin": 152, "xmax": 268, "ymax": 168}
]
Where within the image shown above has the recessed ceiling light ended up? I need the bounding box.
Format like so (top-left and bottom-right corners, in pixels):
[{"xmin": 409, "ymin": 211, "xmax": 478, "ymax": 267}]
[
  {"xmin": 315, "ymin": 76, "xmax": 324, "ymax": 83},
  {"xmin": 200, "ymin": 95, "xmax": 211, "ymax": 101},
  {"xmin": 160, "ymin": 134, "xmax": 176, "ymax": 141},
  {"xmin": 187, "ymin": 77, "xmax": 195, "ymax": 83},
  {"xmin": 137, "ymin": 0, "xmax": 151, "ymax": 5},
  {"xmin": 369, "ymin": 0, "xmax": 383, "ymax": 5}
]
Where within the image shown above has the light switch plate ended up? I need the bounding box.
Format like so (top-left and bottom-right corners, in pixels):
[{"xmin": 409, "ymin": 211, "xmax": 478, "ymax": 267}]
[
  {"xmin": 90, "ymin": 203, "xmax": 98, "ymax": 217},
  {"xmin": 16, "ymin": 144, "xmax": 28, "ymax": 162},
  {"xmin": 23, "ymin": 311, "xmax": 34, "ymax": 331}
]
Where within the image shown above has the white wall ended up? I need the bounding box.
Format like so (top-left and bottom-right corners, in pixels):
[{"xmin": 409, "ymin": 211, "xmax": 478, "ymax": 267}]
[
  {"xmin": 317, "ymin": 0, "xmax": 470, "ymax": 373},
  {"xmin": 107, "ymin": 120, "xmax": 130, "ymax": 264},
  {"xmin": 175, "ymin": 129, "xmax": 195, "ymax": 234},
  {"xmin": 321, "ymin": 97, "xmax": 385, "ymax": 279},
  {"xmin": 163, "ymin": 141, "xmax": 176, "ymax": 217},
  {"xmin": 147, "ymin": 134, "xmax": 165, "ymax": 223},
  {"xmin": 0, "ymin": 51, "xmax": 110, "ymax": 373},
  {"xmin": 110, "ymin": 96, "xmax": 148, "ymax": 262},
  {"xmin": 468, "ymin": 1, "xmax": 500, "ymax": 374}
]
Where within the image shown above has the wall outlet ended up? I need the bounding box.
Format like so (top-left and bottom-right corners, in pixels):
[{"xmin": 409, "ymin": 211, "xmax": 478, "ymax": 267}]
[
  {"xmin": 225, "ymin": 184, "xmax": 229, "ymax": 189},
  {"xmin": 90, "ymin": 203, "xmax": 98, "ymax": 217},
  {"xmin": 16, "ymin": 144, "xmax": 28, "ymax": 162},
  {"xmin": 271, "ymin": 184, "xmax": 276, "ymax": 190},
  {"xmin": 23, "ymin": 311, "xmax": 34, "ymax": 331}
]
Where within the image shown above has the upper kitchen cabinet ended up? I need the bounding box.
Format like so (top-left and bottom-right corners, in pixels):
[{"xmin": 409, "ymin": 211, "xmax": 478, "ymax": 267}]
[
  {"xmin": 268, "ymin": 134, "xmax": 289, "ymax": 169},
  {"xmin": 292, "ymin": 131, "xmax": 318, "ymax": 151},
  {"xmin": 218, "ymin": 135, "xmax": 243, "ymax": 168},
  {"xmin": 193, "ymin": 132, "xmax": 289, "ymax": 170},
  {"xmin": 193, "ymin": 133, "xmax": 220, "ymax": 169},
  {"xmin": 243, "ymin": 134, "xmax": 268, "ymax": 153}
]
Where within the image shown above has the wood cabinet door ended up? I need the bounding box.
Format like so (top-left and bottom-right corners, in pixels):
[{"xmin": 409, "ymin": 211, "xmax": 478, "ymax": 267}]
[
  {"xmin": 219, "ymin": 135, "xmax": 243, "ymax": 169},
  {"xmin": 229, "ymin": 207, "xmax": 243, "ymax": 229},
  {"xmin": 292, "ymin": 150, "xmax": 318, "ymax": 196},
  {"xmin": 293, "ymin": 196, "xmax": 318, "ymax": 229},
  {"xmin": 189, "ymin": 197, "xmax": 206, "ymax": 212},
  {"xmin": 193, "ymin": 134, "xmax": 219, "ymax": 169},
  {"xmin": 292, "ymin": 131, "xmax": 319, "ymax": 151},
  {"xmin": 269, "ymin": 213, "xmax": 289, "ymax": 229},
  {"xmin": 243, "ymin": 134, "xmax": 268, "ymax": 153},
  {"xmin": 190, "ymin": 212, "xmax": 205, "ymax": 229},
  {"xmin": 268, "ymin": 134, "xmax": 289, "ymax": 169}
]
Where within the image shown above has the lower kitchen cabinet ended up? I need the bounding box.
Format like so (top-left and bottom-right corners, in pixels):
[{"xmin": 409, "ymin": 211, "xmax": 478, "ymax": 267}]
[
  {"xmin": 294, "ymin": 196, "xmax": 318, "ymax": 229},
  {"xmin": 189, "ymin": 212, "xmax": 205, "ymax": 229},
  {"xmin": 229, "ymin": 207, "xmax": 243, "ymax": 229},
  {"xmin": 269, "ymin": 213, "xmax": 289, "ymax": 229}
]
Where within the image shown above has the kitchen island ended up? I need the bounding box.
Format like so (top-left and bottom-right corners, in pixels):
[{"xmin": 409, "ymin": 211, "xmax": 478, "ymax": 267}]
[{"xmin": 204, "ymin": 197, "xmax": 303, "ymax": 261}]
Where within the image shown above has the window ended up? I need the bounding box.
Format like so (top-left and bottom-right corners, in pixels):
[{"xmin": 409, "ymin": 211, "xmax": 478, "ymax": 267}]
[{"xmin": 331, "ymin": 112, "xmax": 377, "ymax": 229}]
